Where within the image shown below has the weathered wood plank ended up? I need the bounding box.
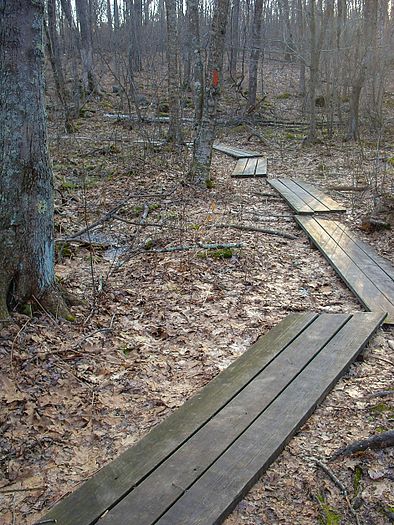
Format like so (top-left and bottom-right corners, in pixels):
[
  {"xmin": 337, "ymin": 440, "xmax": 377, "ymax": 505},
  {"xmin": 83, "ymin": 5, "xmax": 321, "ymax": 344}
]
[
  {"xmin": 98, "ymin": 315, "xmax": 349, "ymax": 525},
  {"xmin": 213, "ymin": 143, "xmax": 261, "ymax": 158},
  {"xmin": 278, "ymin": 178, "xmax": 330, "ymax": 213},
  {"xmin": 256, "ymin": 157, "xmax": 268, "ymax": 176},
  {"xmin": 296, "ymin": 216, "xmax": 394, "ymax": 323},
  {"xmin": 156, "ymin": 312, "xmax": 385, "ymax": 525},
  {"xmin": 43, "ymin": 313, "xmax": 317, "ymax": 525},
  {"xmin": 327, "ymin": 221, "xmax": 394, "ymax": 280},
  {"xmin": 295, "ymin": 180, "xmax": 346, "ymax": 212},
  {"xmin": 231, "ymin": 157, "xmax": 268, "ymax": 178},
  {"xmin": 268, "ymin": 179, "xmax": 313, "ymax": 213},
  {"xmin": 315, "ymin": 218, "xmax": 394, "ymax": 302},
  {"xmin": 232, "ymin": 158, "xmax": 249, "ymax": 176}
]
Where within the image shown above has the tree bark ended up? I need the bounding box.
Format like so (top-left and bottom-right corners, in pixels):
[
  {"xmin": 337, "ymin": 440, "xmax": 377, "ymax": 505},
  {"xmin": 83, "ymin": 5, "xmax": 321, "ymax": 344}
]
[
  {"xmin": 0, "ymin": 0, "xmax": 70, "ymax": 320},
  {"xmin": 229, "ymin": 0, "xmax": 240, "ymax": 77},
  {"xmin": 75, "ymin": 0, "xmax": 96, "ymax": 93},
  {"xmin": 190, "ymin": 0, "xmax": 231, "ymax": 184},
  {"xmin": 247, "ymin": 0, "xmax": 264, "ymax": 110},
  {"xmin": 165, "ymin": 0, "xmax": 184, "ymax": 143},
  {"xmin": 187, "ymin": 0, "xmax": 204, "ymax": 123}
]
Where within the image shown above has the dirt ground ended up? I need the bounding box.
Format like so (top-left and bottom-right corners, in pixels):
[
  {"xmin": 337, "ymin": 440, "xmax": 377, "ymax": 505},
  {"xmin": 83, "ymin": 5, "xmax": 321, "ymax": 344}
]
[{"xmin": 0, "ymin": 62, "xmax": 393, "ymax": 525}]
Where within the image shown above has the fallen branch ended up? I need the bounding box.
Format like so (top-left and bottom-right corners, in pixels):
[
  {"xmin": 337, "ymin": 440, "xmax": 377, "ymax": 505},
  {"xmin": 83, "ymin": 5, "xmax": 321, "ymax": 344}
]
[
  {"xmin": 314, "ymin": 459, "xmax": 347, "ymax": 494},
  {"xmin": 331, "ymin": 430, "xmax": 394, "ymax": 460},
  {"xmin": 214, "ymin": 223, "xmax": 297, "ymax": 240},
  {"xmin": 150, "ymin": 242, "xmax": 242, "ymax": 253},
  {"xmin": 365, "ymin": 390, "xmax": 394, "ymax": 399}
]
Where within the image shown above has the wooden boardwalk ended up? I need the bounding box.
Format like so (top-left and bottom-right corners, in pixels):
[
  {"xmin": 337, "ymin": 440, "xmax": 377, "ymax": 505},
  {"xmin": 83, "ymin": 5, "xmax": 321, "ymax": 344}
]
[
  {"xmin": 43, "ymin": 312, "xmax": 385, "ymax": 525},
  {"xmin": 296, "ymin": 216, "xmax": 394, "ymax": 324},
  {"xmin": 213, "ymin": 143, "xmax": 261, "ymax": 158},
  {"xmin": 268, "ymin": 178, "xmax": 346, "ymax": 214},
  {"xmin": 231, "ymin": 157, "xmax": 268, "ymax": 178}
]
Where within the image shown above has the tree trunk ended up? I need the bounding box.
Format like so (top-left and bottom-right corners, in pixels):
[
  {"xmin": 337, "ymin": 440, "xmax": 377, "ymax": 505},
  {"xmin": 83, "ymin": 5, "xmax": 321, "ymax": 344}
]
[
  {"xmin": 247, "ymin": 0, "xmax": 264, "ymax": 110},
  {"xmin": 229, "ymin": 0, "xmax": 240, "ymax": 77},
  {"xmin": 75, "ymin": 0, "xmax": 96, "ymax": 93},
  {"xmin": 190, "ymin": 0, "xmax": 231, "ymax": 184},
  {"xmin": 0, "ymin": 0, "xmax": 70, "ymax": 320},
  {"xmin": 187, "ymin": 0, "xmax": 204, "ymax": 123},
  {"xmin": 165, "ymin": 0, "xmax": 184, "ymax": 143}
]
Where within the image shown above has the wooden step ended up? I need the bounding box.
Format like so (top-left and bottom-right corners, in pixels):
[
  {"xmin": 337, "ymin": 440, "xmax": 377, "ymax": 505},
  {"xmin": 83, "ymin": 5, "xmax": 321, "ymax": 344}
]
[
  {"xmin": 268, "ymin": 178, "xmax": 346, "ymax": 214},
  {"xmin": 231, "ymin": 157, "xmax": 268, "ymax": 178},
  {"xmin": 42, "ymin": 312, "xmax": 385, "ymax": 525},
  {"xmin": 213, "ymin": 143, "xmax": 261, "ymax": 158},
  {"xmin": 296, "ymin": 216, "xmax": 394, "ymax": 324}
]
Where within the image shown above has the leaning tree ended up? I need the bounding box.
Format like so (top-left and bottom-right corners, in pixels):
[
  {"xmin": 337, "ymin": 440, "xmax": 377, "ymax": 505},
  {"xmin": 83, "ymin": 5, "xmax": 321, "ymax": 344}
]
[{"xmin": 0, "ymin": 0, "xmax": 71, "ymax": 321}]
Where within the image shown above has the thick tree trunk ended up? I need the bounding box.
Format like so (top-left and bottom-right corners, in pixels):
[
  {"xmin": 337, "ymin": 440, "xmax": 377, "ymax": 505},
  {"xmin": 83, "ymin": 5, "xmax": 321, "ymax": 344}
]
[
  {"xmin": 190, "ymin": 0, "xmax": 231, "ymax": 184},
  {"xmin": 247, "ymin": 0, "xmax": 264, "ymax": 110},
  {"xmin": 0, "ymin": 0, "xmax": 70, "ymax": 320},
  {"xmin": 165, "ymin": 0, "xmax": 184, "ymax": 143}
]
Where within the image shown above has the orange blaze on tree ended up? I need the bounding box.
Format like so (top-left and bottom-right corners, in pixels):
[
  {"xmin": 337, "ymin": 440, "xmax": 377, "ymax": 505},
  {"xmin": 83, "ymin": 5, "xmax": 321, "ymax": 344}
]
[{"xmin": 212, "ymin": 69, "xmax": 219, "ymax": 88}]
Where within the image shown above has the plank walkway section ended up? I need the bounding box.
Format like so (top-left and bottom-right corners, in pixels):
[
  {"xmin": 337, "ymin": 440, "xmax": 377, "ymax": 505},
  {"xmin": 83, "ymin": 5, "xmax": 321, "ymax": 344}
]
[
  {"xmin": 43, "ymin": 312, "xmax": 385, "ymax": 525},
  {"xmin": 213, "ymin": 143, "xmax": 261, "ymax": 158},
  {"xmin": 268, "ymin": 178, "xmax": 346, "ymax": 214},
  {"xmin": 232, "ymin": 157, "xmax": 268, "ymax": 178},
  {"xmin": 296, "ymin": 216, "xmax": 394, "ymax": 324}
]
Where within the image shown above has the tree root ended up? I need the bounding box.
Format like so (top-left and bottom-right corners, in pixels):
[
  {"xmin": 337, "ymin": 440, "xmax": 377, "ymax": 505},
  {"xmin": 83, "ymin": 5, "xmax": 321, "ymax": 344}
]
[
  {"xmin": 35, "ymin": 286, "xmax": 76, "ymax": 321},
  {"xmin": 330, "ymin": 430, "xmax": 394, "ymax": 460}
]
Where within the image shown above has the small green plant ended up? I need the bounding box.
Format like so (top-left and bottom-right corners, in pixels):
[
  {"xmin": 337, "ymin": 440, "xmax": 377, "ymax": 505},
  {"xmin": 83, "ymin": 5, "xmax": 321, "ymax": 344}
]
[
  {"xmin": 205, "ymin": 178, "xmax": 215, "ymax": 189},
  {"xmin": 198, "ymin": 248, "xmax": 233, "ymax": 259},
  {"xmin": 353, "ymin": 465, "xmax": 363, "ymax": 497},
  {"xmin": 316, "ymin": 493, "xmax": 342, "ymax": 525},
  {"xmin": 386, "ymin": 157, "xmax": 394, "ymax": 166},
  {"xmin": 276, "ymin": 92, "xmax": 291, "ymax": 99},
  {"xmin": 285, "ymin": 132, "xmax": 305, "ymax": 140}
]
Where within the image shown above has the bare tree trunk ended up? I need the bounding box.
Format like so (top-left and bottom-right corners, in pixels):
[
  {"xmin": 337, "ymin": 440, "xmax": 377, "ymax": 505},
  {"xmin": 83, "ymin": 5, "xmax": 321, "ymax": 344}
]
[
  {"xmin": 0, "ymin": 0, "xmax": 70, "ymax": 320},
  {"xmin": 76, "ymin": 0, "xmax": 96, "ymax": 93},
  {"xmin": 165, "ymin": 0, "xmax": 184, "ymax": 143},
  {"xmin": 107, "ymin": 0, "xmax": 113, "ymax": 32},
  {"xmin": 229, "ymin": 0, "xmax": 240, "ymax": 77},
  {"xmin": 187, "ymin": 0, "xmax": 204, "ymax": 123},
  {"xmin": 190, "ymin": 0, "xmax": 231, "ymax": 185},
  {"xmin": 247, "ymin": 0, "xmax": 264, "ymax": 110}
]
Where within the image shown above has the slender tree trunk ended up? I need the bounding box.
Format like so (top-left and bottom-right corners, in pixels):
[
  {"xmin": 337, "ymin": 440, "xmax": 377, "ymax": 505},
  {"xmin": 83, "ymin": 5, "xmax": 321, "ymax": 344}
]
[
  {"xmin": 165, "ymin": 0, "xmax": 184, "ymax": 143},
  {"xmin": 187, "ymin": 0, "xmax": 204, "ymax": 123},
  {"xmin": 107, "ymin": 0, "xmax": 113, "ymax": 32},
  {"xmin": 0, "ymin": 0, "xmax": 70, "ymax": 320},
  {"xmin": 247, "ymin": 0, "xmax": 264, "ymax": 110},
  {"xmin": 229, "ymin": 0, "xmax": 240, "ymax": 77},
  {"xmin": 190, "ymin": 0, "xmax": 231, "ymax": 184},
  {"xmin": 76, "ymin": 0, "xmax": 96, "ymax": 93}
]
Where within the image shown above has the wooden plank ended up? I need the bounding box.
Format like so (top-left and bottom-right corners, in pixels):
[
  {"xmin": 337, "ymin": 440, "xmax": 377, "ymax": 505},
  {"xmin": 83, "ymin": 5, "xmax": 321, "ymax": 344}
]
[
  {"xmin": 98, "ymin": 314, "xmax": 349, "ymax": 525},
  {"xmin": 278, "ymin": 178, "xmax": 330, "ymax": 213},
  {"xmin": 156, "ymin": 312, "xmax": 385, "ymax": 525},
  {"xmin": 327, "ymin": 221, "xmax": 394, "ymax": 280},
  {"xmin": 232, "ymin": 158, "xmax": 249, "ymax": 176},
  {"xmin": 296, "ymin": 216, "xmax": 394, "ymax": 323},
  {"xmin": 268, "ymin": 179, "xmax": 313, "ymax": 214},
  {"xmin": 213, "ymin": 143, "xmax": 260, "ymax": 158},
  {"xmin": 232, "ymin": 157, "xmax": 268, "ymax": 178},
  {"xmin": 43, "ymin": 313, "xmax": 317, "ymax": 525},
  {"xmin": 256, "ymin": 157, "xmax": 268, "ymax": 176},
  {"xmin": 315, "ymin": 218, "xmax": 394, "ymax": 302},
  {"xmin": 295, "ymin": 180, "xmax": 346, "ymax": 212},
  {"xmin": 243, "ymin": 158, "xmax": 258, "ymax": 176}
]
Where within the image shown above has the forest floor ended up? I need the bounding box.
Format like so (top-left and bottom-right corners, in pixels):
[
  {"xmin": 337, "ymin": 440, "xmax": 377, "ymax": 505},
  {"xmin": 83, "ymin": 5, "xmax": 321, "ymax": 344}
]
[{"xmin": 1, "ymin": 62, "xmax": 394, "ymax": 525}]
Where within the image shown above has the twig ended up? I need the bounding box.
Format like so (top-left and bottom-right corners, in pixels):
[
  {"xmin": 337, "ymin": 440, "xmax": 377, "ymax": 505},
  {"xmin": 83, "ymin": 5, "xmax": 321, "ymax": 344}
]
[
  {"xmin": 365, "ymin": 390, "xmax": 394, "ymax": 399},
  {"xmin": 330, "ymin": 430, "xmax": 394, "ymax": 460},
  {"xmin": 0, "ymin": 486, "xmax": 46, "ymax": 494},
  {"xmin": 140, "ymin": 203, "xmax": 149, "ymax": 225},
  {"xmin": 214, "ymin": 223, "xmax": 297, "ymax": 240},
  {"xmin": 150, "ymin": 242, "xmax": 243, "ymax": 253},
  {"xmin": 314, "ymin": 458, "xmax": 348, "ymax": 494}
]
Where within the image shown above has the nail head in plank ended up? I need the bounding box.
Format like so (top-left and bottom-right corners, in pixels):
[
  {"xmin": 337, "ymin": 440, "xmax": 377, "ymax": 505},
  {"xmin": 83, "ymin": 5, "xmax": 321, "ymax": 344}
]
[
  {"xmin": 98, "ymin": 315, "xmax": 348, "ymax": 525},
  {"xmin": 43, "ymin": 313, "xmax": 317, "ymax": 525},
  {"xmin": 156, "ymin": 312, "xmax": 385, "ymax": 525}
]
